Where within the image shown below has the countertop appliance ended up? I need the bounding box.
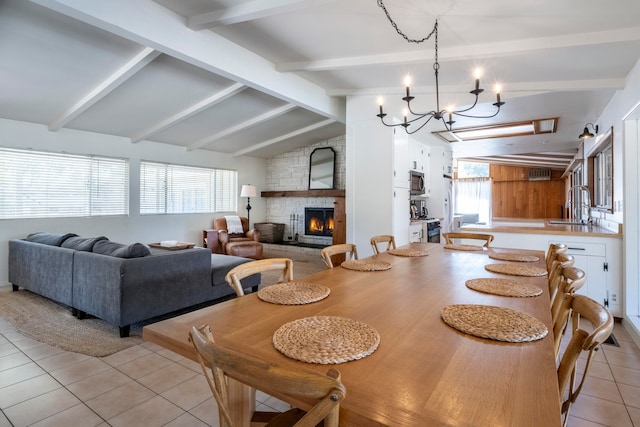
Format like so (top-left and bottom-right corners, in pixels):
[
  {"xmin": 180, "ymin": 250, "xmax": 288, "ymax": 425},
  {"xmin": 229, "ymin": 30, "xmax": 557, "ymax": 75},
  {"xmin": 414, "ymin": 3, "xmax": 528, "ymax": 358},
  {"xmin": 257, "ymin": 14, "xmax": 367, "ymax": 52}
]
[{"xmin": 410, "ymin": 200, "xmax": 429, "ymax": 220}]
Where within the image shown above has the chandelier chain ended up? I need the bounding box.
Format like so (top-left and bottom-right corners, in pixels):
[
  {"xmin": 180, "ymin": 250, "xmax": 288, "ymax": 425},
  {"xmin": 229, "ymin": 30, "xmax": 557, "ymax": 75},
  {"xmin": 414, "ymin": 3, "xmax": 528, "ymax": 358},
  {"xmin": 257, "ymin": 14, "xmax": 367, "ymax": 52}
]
[{"xmin": 376, "ymin": 0, "xmax": 437, "ymax": 44}]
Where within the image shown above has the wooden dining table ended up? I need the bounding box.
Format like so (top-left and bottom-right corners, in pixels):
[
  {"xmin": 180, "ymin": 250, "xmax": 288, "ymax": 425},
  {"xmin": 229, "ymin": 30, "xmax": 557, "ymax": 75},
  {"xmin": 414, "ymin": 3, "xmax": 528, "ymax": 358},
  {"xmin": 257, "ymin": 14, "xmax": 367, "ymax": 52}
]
[{"xmin": 143, "ymin": 242, "xmax": 562, "ymax": 427}]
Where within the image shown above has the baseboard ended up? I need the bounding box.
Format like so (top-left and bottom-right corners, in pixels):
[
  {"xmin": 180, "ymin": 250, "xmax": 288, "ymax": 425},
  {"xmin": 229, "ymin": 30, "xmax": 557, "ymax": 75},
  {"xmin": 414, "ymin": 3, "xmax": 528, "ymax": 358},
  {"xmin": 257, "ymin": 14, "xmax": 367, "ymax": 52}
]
[{"xmin": 622, "ymin": 317, "xmax": 640, "ymax": 349}]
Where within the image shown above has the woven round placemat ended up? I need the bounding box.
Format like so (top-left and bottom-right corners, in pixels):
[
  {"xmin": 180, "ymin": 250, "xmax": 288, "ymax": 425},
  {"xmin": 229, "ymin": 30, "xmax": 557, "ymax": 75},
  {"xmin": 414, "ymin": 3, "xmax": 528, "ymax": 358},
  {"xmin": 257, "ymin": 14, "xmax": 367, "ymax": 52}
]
[
  {"xmin": 388, "ymin": 248, "xmax": 430, "ymax": 257},
  {"xmin": 441, "ymin": 304, "xmax": 548, "ymax": 343},
  {"xmin": 341, "ymin": 259, "xmax": 392, "ymax": 271},
  {"xmin": 488, "ymin": 252, "xmax": 540, "ymax": 262},
  {"xmin": 465, "ymin": 278, "xmax": 543, "ymax": 298},
  {"xmin": 257, "ymin": 281, "xmax": 330, "ymax": 305},
  {"xmin": 484, "ymin": 263, "xmax": 548, "ymax": 277},
  {"xmin": 273, "ymin": 316, "xmax": 380, "ymax": 364},
  {"xmin": 444, "ymin": 243, "xmax": 484, "ymax": 251}
]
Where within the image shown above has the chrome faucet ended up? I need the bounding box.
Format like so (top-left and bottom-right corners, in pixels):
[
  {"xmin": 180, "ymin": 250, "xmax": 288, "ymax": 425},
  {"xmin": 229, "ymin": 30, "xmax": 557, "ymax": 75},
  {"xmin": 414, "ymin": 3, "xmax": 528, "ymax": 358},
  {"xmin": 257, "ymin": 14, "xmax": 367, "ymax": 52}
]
[{"xmin": 566, "ymin": 185, "xmax": 592, "ymax": 224}]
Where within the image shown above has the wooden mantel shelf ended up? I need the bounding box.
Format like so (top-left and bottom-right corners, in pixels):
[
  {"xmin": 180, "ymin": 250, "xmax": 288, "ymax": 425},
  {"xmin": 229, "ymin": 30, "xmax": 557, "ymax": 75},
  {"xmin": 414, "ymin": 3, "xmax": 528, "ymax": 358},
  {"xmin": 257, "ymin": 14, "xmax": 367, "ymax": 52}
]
[{"xmin": 261, "ymin": 190, "xmax": 345, "ymax": 198}]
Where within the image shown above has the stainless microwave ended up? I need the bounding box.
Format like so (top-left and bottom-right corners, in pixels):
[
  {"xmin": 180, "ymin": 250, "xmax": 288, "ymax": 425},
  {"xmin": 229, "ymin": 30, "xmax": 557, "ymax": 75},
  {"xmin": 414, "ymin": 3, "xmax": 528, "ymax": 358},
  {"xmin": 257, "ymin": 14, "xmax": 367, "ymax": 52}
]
[{"xmin": 410, "ymin": 170, "xmax": 425, "ymax": 195}]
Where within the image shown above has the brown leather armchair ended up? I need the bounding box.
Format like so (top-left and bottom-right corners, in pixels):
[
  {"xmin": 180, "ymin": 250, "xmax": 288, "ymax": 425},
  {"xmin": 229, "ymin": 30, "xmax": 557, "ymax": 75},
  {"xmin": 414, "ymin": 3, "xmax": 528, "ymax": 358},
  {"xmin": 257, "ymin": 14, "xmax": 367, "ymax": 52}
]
[{"xmin": 213, "ymin": 217, "xmax": 262, "ymax": 258}]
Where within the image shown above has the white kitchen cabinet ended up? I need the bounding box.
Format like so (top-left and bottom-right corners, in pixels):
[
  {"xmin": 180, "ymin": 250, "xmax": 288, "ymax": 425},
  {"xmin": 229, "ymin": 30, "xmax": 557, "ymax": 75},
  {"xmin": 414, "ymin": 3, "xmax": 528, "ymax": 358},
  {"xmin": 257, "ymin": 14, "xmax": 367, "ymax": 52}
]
[
  {"xmin": 562, "ymin": 241, "xmax": 612, "ymax": 312},
  {"xmin": 469, "ymin": 229, "xmax": 622, "ymax": 316},
  {"xmin": 409, "ymin": 222, "xmax": 422, "ymax": 242}
]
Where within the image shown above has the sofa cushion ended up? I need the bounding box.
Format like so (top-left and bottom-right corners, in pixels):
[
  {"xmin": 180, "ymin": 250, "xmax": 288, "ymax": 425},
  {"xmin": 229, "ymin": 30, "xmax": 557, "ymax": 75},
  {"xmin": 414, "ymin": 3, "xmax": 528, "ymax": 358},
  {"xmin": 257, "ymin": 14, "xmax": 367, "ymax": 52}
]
[
  {"xmin": 26, "ymin": 232, "xmax": 77, "ymax": 246},
  {"xmin": 93, "ymin": 240, "xmax": 151, "ymax": 258},
  {"xmin": 61, "ymin": 236, "xmax": 108, "ymax": 252}
]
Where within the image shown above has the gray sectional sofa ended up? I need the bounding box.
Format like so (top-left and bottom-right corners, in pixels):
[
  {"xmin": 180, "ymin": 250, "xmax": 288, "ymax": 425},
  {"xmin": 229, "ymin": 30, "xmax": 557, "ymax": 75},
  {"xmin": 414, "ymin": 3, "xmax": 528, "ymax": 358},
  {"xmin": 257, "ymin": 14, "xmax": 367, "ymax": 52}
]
[{"xmin": 8, "ymin": 232, "xmax": 259, "ymax": 337}]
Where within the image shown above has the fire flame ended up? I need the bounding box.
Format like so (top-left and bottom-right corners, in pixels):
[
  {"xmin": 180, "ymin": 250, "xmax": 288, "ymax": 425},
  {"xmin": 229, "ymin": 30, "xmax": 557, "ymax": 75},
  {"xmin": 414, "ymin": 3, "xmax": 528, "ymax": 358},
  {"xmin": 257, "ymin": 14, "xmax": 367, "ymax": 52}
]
[{"xmin": 309, "ymin": 217, "xmax": 324, "ymax": 232}]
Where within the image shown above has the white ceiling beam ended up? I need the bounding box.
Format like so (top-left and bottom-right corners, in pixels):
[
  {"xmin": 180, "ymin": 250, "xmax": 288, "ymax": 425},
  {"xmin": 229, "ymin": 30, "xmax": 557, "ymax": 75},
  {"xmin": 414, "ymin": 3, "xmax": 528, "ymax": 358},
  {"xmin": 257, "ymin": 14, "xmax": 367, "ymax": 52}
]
[
  {"xmin": 130, "ymin": 83, "xmax": 246, "ymax": 143},
  {"xmin": 233, "ymin": 119, "xmax": 335, "ymax": 157},
  {"xmin": 277, "ymin": 27, "xmax": 640, "ymax": 72},
  {"xmin": 32, "ymin": 0, "xmax": 345, "ymax": 123},
  {"xmin": 48, "ymin": 47, "xmax": 159, "ymax": 131},
  {"xmin": 328, "ymin": 78, "xmax": 626, "ymax": 97},
  {"xmin": 187, "ymin": 0, "xmax": 332, "ymax": 30},
  {"xmin": 187, "ymin": 104, "xmax": 296, "ymax": 151}
]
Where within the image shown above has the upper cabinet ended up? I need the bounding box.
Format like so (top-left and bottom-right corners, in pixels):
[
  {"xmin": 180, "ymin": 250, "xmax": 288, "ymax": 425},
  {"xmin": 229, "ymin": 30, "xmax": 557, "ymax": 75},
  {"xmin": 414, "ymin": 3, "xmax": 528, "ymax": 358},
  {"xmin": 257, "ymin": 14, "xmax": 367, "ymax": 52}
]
[
  {"xmin": 410, "ymin": 140, "xmax": 429, "ymax": 173},
  {"xmin": 410, "ymin": 140, "xmax": 431, "ymax": 196}
]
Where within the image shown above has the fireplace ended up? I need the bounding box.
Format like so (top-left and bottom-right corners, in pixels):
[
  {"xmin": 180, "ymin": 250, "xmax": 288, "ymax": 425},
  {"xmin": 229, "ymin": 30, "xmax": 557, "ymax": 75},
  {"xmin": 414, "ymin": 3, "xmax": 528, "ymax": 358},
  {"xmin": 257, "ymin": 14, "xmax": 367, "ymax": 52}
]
[{"xmin": 305, "ymin": 208, "xmax": 334, "ymax": 237}]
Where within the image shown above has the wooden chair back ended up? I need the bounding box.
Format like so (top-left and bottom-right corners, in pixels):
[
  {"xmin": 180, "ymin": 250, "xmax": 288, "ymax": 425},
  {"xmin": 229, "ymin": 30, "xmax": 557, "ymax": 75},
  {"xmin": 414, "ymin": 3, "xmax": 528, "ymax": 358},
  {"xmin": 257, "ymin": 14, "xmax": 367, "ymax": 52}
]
[
  {"xmin": 320, "ymin": 243, "xmax": 358, "ymax": 268},
  {"xmin": 551, "ymin": 266, "xmax": 587, "ymax": 357},
  {"xmin": 225, "ymin": 258, "xmax": 293, "ymax": 297},
  {"xmin": 546, "ymin": 242, "xmax": 568, "ymax": 271},
  {"xmin": 548, "ymin": 253, "xmax": 575, "ymax": 306},
  {"xmin": 556, "ymin": 295, "xmax": 613, "ymax": 426},
  {"xmin": 370, "ymin": 235, "xmax": 396, "ymax": 254},
  {"xmin": 442, "ymin": 232, "xmax": 494, "ymax": 247},
  {"xmin": 190, "ymin": 325, "xmax": 346, "ymax": 427}
]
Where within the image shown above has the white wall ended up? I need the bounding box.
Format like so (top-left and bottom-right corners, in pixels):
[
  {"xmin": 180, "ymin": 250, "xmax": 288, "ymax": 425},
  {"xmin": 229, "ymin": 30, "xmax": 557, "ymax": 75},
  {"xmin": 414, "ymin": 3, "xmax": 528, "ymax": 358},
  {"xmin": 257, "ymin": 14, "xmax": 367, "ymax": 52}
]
[
  {"xmin": 346, "ymin": 96, "xmax": 395, "ymax": 256},
  {"xmin": 0, "ymin": 118, "xmax": 266, "ymax": 285},
  {"xmin": 583, "ymin": 57, "xmax": 640, "ymax": 341},
  {"xmin": 346, "ymin": 95, "xmax": 451, "ymax": 254}
]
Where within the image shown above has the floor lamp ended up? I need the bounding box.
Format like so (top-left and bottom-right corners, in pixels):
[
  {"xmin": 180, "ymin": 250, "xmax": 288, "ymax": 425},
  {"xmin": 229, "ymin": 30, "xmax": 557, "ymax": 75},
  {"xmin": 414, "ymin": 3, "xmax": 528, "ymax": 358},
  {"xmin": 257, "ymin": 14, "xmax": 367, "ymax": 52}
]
[{"xmin": 240, "ymin": 184, "xmax": 257, "ymax": 226}]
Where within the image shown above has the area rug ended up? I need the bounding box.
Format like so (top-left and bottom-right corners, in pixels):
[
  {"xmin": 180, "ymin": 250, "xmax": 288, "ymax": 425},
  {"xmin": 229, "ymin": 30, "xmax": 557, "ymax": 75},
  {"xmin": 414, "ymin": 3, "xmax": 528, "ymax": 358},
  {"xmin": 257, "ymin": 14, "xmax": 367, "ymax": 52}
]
[
  {"xmin": 0, "ymin": 287, "xmax": 142, "ymax": 357},
  {"xmin": 0, "ymin": 249, "xmax": 326, "ymax": 358}
]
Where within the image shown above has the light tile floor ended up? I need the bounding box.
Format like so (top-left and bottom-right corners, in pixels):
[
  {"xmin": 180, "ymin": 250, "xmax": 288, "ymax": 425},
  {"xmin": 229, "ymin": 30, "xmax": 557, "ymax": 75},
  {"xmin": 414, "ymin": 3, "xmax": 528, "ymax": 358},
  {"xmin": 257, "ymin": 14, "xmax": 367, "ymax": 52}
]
[
  {"xmin": 0, "ymin": 317, "xmax": 293, "ymax": 427},
  {"xmin": 2, "ymin": 317, "xmax": 640, "ymax": 426}
]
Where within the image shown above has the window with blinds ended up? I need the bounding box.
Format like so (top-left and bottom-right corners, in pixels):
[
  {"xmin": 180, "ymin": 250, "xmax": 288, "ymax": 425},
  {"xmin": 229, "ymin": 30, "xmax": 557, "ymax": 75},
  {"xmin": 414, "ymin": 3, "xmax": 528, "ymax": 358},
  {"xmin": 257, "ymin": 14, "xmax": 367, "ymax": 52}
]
[
  {"xmin": 0, "ymin": 148, "xmax": 129, "ymax": 219},
  {"xmin": 140, "ymin": 161, "xmax": 237, "ymax": 214}
]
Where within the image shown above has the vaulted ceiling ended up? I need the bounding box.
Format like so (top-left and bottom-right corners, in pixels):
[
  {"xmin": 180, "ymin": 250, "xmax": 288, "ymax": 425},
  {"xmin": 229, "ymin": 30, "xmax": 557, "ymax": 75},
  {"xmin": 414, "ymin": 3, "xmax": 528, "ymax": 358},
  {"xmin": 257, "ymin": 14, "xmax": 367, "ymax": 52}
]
[{"xmin": 3, "ymin": 0, "xmax": 640, "ymax": 169}]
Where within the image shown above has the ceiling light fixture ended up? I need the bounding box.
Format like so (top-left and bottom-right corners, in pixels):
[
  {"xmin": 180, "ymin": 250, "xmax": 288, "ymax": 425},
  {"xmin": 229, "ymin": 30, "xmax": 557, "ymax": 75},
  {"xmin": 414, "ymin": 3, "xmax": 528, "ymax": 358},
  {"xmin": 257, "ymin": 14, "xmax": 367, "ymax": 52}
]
[
  {"xmin": 375, "ymin": 2, "xmax": 504, "ymax": 134},
  {"xmin": 578, "ymin": 123, "xmax": 598, "ymax": 139}
]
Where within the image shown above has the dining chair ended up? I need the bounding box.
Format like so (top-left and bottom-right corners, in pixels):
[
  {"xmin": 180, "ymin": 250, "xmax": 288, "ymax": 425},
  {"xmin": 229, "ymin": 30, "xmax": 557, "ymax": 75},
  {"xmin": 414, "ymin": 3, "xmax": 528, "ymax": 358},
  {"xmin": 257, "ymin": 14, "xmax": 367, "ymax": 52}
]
[
  {"xmin": 370, "ymin": 235, "xmax": 396, "ymax": 254},
  {"xmin": 555, "ymin": 294, "xmax": 613, "ymax": 427},
  {"xmin": 442, "ymin": 232, "xmax": 494, "ymax": 247},
  {"xmin": 546, "ymin": 242, "xmax": 568, "ymax": 272},
  {"xmin": 320, "ymin": 243, "xmax": 358, "ymax": 268},
  {"xmin": 551, "ymin": 266, "xmax": 587, "ymax": 357},
  {"xmin": 548, "ymin": 253, "xmax": 575, "ymax": 307},
  {"xmin": 225, "ymin": 258, "xmax": 293, "ymax": 297},
  {"xmin": 189, "ymin": 324, "xmax": 346, "ymax": 427}
]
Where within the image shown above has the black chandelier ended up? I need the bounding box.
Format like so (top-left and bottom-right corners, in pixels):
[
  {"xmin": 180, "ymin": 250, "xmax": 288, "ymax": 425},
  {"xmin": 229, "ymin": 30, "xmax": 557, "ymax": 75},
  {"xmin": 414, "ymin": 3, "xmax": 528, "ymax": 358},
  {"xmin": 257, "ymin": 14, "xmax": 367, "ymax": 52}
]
[{"xmin": 375, "ymin": 2, "xmax": 504, "ymax": 134}]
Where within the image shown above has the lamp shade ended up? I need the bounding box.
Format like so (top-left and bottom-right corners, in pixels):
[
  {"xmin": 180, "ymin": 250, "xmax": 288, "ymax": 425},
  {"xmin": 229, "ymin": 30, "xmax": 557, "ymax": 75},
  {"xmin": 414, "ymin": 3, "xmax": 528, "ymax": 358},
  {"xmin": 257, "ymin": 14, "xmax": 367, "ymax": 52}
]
[
  {"xmin": 579, "ymin": 127, "xmax": 594, "ymax": 139},
  {"xmin": 240, "ymin": 184, "xmax": 257, "ymax": 198}
]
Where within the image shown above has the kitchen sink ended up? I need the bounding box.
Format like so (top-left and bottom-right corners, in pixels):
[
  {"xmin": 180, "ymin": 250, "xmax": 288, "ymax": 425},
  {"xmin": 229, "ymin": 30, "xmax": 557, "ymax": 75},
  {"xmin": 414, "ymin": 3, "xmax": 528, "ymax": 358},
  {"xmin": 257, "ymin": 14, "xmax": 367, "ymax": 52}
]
[{"xmin": 547, "ymin": 220, "xmax": 589, "ymax": 226}]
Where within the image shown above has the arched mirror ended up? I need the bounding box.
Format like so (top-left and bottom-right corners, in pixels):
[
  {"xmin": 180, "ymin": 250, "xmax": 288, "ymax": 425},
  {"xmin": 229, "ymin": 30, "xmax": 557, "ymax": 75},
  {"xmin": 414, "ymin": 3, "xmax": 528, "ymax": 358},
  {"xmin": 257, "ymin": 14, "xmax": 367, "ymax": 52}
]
[{"xmin": 309, "ymin": 147, "xmax": 335, "ymax": 189}]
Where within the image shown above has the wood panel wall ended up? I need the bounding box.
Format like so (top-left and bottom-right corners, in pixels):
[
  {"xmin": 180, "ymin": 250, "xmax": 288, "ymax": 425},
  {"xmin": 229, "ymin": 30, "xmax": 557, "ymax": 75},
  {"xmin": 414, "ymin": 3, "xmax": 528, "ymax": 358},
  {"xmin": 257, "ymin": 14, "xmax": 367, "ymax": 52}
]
[{"xmin": 490, "ymin": 165, "xmax": 566, "ymax": 219}]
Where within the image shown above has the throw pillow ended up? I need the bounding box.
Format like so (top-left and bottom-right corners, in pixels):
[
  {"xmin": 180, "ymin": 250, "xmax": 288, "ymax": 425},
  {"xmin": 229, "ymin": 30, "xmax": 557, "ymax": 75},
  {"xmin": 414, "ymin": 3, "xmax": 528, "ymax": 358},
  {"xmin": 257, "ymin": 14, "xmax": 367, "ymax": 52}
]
[
  {"xmin": 61, "ymin": 236, "xmax": 108, "ymax": 251},
  {"xmin": 26, "ymin": 232, "xmax": 77, "ymax": 246},
  {"xmin": 93, "ymin": 240, "xmax": 151, "ymax": 258}
]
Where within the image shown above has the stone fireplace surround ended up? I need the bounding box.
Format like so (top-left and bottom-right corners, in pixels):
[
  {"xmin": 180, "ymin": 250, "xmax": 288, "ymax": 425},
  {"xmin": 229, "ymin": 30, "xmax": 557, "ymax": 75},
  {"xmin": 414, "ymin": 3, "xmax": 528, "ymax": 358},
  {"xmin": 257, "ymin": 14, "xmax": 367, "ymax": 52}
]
[{"xmin": 263, "ymin": 135, "xmax": 345, "ymax": 248}]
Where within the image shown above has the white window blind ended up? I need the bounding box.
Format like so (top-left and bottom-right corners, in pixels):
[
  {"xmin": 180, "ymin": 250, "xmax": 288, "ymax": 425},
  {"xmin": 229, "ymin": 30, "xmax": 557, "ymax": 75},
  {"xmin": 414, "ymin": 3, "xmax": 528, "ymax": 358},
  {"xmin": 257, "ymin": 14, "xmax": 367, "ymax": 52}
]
[
  {"xmin": 0, "ymin": 148, "xmax": 129, "ymax": 219},
  {"xmin": 140, "ymin": 161, "xmax": 237, "ymax": 214}
]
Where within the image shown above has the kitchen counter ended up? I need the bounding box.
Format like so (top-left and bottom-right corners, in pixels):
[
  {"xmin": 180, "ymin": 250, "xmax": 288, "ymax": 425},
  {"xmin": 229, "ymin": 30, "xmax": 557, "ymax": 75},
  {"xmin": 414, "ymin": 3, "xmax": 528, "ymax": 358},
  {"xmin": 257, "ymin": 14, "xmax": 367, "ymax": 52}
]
[{"xmin": 462, "ymin": 218, "xmax": 621, "ymax": 238}]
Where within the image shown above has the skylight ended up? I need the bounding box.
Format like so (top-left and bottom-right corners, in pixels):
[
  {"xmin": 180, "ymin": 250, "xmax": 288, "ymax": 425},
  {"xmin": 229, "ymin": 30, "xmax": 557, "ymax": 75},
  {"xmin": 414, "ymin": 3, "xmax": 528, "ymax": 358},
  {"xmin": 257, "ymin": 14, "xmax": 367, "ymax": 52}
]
[{"xmin": 432, "ymin": 118, "xmax": 558, "ymax": 143}]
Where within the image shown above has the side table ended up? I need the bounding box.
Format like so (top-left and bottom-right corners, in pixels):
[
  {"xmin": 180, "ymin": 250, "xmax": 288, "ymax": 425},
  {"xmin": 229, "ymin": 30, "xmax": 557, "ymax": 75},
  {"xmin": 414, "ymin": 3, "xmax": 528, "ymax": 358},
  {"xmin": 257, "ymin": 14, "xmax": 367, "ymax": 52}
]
[{"xmin": 202, "ymin": 229, "xmax": 219, "ymax": 253}]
